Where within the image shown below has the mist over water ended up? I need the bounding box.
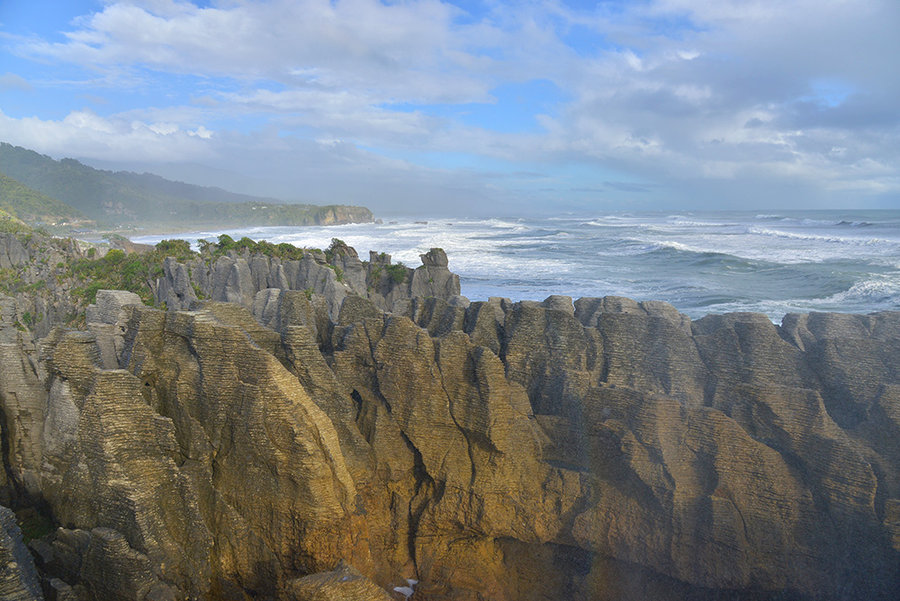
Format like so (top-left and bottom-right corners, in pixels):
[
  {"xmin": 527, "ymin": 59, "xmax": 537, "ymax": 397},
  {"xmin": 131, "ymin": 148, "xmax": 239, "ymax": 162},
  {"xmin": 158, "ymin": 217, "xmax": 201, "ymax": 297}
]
[{"xmin": 134, "ymin": 210, "xmax": 900, "ymax": 321}]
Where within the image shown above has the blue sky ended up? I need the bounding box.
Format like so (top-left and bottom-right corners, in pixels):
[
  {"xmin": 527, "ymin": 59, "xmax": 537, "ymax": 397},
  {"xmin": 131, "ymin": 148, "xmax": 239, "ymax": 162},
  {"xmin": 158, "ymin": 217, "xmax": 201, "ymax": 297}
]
[{"xmin": 1, "ymin": 0, "xmax": 898, "ymax": 216}]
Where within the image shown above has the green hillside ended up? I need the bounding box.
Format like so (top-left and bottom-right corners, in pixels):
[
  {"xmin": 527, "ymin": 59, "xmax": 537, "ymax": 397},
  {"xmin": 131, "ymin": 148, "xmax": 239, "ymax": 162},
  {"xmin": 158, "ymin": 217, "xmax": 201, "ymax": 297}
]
[
  {"xmin": 0, "ymin": 207, "xmax": 34, "ymax": 234},
  {"xmin": 0, "ymin": 142, "xmax": 373, "ymax": 229},
  {"xmin": 0, "ymin": 173, "xmax": 89, "ymax": 226}
]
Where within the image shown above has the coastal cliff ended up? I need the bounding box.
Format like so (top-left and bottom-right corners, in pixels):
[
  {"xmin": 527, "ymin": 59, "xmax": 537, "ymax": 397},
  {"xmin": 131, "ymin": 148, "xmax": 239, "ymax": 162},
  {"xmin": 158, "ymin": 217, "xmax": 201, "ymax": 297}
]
[{"xmin": 0, "ymin": 234, "xmax": 898, "ymax": 601}]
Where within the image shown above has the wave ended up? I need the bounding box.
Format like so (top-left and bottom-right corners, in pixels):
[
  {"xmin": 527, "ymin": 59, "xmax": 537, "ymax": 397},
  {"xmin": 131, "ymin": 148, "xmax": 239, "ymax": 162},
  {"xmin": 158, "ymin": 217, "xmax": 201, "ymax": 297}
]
[
  {"xmin": 652, "ymin": 240, "xmax": 704, "ymax": 254},
  {"xmin": 664, "ymin": 214, "xmax": 730, "ymax": 227},
  {"xmin": 816, "ymin": 276, "xmax": 900, "ymax": 305},
  {"xmin": 613, "ymin": 233, "xmax": 877, "ymax": 266},
  {"xmin": 836, "ymin": 220, "xmax": 874, "ymax": 227},
  {"xmin": 754, "ymin": 215, "xmax": 878, "ymax": 229},
  {"xmin": 477, "ymin": 218, "xmax": 527, "ymax": 230},
  {"xmin": 580, "ymin": 218, "xmax": 651, "ymax": 228},
  {"xmin": 612, "ymin": 238, "xmax": 767, "ymax": 269},
  {"xmin": 745, "ymin": 226, "xmax": 894, "ymax": 246}
]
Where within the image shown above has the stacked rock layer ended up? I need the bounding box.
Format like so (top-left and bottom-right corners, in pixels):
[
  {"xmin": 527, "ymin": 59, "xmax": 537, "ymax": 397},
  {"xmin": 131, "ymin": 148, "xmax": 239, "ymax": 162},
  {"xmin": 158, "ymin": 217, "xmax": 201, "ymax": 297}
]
[{"xmin": 0, "ymin": 246, "xmax": 898, "ymax": 601}]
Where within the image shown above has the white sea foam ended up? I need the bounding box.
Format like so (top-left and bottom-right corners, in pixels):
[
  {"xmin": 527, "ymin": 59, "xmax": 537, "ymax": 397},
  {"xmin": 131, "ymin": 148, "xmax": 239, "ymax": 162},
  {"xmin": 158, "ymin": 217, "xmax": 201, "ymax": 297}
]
[
  {"xmin": 649, "ymin": 239, "xmax": 708, "ymax": 254},
  {"xmin": 746, "ymin": 226, "xmax": 893, "ymax": 246},
  {"xmin": 130, "ymin": 210, "xmax": 900, "ymax": 321},
  {"xmin": 581, "ymin": 218, "xmax": 651, "ymax": 228},
  {"xmin": 664, "ymin": 216, "xmax": 735, "ymax": 228},
  {"xmin": 702, "ymin": 276, "xmax": 900, "ymax": 321},
  {"xmin": 817, "ymin": 276, "xmax": 900, "ymax": 305}
]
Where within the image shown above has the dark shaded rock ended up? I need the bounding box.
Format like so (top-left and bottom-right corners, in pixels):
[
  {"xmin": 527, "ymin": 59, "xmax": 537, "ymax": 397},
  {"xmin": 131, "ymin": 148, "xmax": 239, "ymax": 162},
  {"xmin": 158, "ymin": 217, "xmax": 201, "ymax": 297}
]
[
  {"xmin": 156, "ymin": 257, "xmax": 198, "ymax": 311},
  {"xmin": 0, "ymin": 505, "xmax": 44, "ymax": 601}
]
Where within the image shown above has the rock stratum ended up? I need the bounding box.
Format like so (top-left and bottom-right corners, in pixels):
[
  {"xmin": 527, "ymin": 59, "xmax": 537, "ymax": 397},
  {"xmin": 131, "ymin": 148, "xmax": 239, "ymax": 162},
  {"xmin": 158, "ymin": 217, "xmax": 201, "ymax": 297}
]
[{"xmin": 0, "ymin": 234, "xmax": 898, "ymax": 601}]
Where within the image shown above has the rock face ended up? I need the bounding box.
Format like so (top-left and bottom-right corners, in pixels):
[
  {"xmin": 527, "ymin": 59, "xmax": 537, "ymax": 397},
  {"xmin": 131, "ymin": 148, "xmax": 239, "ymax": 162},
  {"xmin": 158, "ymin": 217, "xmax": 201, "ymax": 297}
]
[
  {"xmin": 0, "ymin": 506, "xmax": 44, "ymax": 601},
  {"xmin": 1, "ymin": 247, "xmax": 899, "ymax": 600},
  {"xmin": 153, "ymin": 245, "xmax": 461, "ymax": 318},
  {"xmin": 0, "ymin": 233, "xmax": 93, "ymax": 339}
]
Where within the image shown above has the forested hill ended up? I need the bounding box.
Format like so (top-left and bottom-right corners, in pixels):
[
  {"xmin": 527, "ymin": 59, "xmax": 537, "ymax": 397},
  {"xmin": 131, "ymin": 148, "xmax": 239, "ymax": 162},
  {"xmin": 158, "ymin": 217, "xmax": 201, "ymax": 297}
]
[
  {"xmin": 0, "ymin": 142, "xmax": 373, "ymax": 229},
  {"xmin": 0, "ymin": 173, "xmax": 90, "ymax": 227}
]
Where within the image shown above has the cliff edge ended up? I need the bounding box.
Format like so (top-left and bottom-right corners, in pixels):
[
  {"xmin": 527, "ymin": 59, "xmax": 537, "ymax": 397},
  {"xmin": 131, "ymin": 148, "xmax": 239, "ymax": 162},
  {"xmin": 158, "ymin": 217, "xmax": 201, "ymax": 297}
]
[{"xmin": 0, "ymin": 238, "xmax": 898, "ymax": 601}]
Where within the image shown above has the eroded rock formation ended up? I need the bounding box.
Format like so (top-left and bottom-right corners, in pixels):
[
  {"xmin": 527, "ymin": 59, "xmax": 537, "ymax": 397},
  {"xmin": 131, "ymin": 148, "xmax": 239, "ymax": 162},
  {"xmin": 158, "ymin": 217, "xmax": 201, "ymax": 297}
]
[
  {"xmin": 0, "ymin": 246, "xmax": 898, "ymax": 601},
  {"xmin": 153, "ymin": 245, "xmax": 462, "ymax": 318}
]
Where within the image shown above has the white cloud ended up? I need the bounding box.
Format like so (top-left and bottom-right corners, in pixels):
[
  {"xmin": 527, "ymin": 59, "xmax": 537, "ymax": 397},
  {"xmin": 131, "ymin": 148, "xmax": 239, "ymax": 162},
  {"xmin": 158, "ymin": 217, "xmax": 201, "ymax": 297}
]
[
  {"xmin": 4, "ymin": 0, "xmax": 898, "ymax": 208},
  {"xmin": 0, "ymin": 72, "xmax": 32, "ymax": 91},
  {"xmin": 23, "ymin": 0, "xmax": 498, "ymax": 103},
  {"xmin": 0, "ymin": 109, "xmax": 214, "ymax": 163},
  {"xmin": 190, "ymin": 125, "xmax": 212, "ymax": 139}
]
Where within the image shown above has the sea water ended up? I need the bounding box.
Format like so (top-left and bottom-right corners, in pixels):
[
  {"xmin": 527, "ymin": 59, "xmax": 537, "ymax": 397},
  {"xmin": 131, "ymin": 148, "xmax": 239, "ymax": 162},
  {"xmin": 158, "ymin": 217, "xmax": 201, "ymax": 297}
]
[{"xmin": 132, "ymin": 210, "xmax": 900, "ymax": 321}]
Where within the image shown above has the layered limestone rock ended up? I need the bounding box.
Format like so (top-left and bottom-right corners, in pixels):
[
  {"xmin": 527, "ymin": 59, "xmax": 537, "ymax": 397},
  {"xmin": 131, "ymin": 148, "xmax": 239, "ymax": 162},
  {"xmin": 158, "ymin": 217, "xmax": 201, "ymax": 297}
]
[
  {"xmin": 0, "ymin": 273, "xmax": 898, "ymax": 600},
  {"xmin": 35, "ymin": 306, "xmax": 373, "ymax": 599},
  {"xmin": 0, "ymin": 234, "xmax": 29, "ymax": 270},
  {"xmin": 0, "ymin": 234, "xmax": 91, "ymax": 339},
  {"xmin": 0, "ymin": 506, "xmax": 44, "ymax": 601},
  {"xmin": 153, "ymin": 245, "xmax": 460, "ymax": 318},
  {"xmin": 285, "ymin": 561, "xmax": 393, "ymax": 601},
  {"xmin": 0, "ymin": 295, "xmax": 47, "ymax": 498}
]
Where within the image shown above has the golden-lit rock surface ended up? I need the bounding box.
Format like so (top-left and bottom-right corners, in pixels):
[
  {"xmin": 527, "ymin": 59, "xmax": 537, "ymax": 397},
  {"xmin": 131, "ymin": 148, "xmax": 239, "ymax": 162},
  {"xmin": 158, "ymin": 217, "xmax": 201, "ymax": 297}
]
[{"xmin": 1, "ymin": 285, "xmax": 898, "ymax": 600}]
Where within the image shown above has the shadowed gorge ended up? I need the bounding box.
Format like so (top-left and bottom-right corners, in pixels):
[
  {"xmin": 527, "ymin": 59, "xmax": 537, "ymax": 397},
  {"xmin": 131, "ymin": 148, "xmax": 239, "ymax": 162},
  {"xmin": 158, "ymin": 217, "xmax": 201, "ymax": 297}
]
[{"xmin": 0, "ymin": 232, "xmax": 898, "ymax": 600}]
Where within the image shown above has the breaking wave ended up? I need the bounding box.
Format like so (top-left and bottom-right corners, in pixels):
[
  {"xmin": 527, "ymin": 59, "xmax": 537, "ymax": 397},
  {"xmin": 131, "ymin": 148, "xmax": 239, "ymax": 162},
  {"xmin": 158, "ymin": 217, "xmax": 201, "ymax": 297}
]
[{"xmin": 131, "ymin": 210, "xmax": 900, "ymax": 321}]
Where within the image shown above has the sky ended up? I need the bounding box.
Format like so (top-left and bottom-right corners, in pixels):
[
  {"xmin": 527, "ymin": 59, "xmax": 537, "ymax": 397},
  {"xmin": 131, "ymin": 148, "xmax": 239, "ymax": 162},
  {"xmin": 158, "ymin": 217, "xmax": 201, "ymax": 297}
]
[{"xmin": 0, "ymin": 0, "xmax": 898, "ymax": 216}]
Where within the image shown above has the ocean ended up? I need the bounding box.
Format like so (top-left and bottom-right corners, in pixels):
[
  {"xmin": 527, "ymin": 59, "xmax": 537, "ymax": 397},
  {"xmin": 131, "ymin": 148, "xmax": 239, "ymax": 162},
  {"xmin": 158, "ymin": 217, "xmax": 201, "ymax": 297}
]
[{"xmin": 133, "ymin": 210, "xmax": 900, "ymax": 321}]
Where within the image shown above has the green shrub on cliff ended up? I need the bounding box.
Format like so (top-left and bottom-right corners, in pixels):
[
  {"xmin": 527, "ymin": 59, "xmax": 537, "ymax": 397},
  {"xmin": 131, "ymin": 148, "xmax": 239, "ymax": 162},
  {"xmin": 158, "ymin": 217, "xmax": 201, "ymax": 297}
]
[
  {"xmin": 198, "ymin": 235, "xmax": 310, "ymax": 261},
  {"xmin": 155, "ymin": 239, "xmax": 194, "ymax": 261},
  {"xmin": 68, "ymin": 239, "xmax": 198, "ymax": 304},
  {"xmin": 385, "ymin": 262, "xmax": 407, "ymax": 284}
]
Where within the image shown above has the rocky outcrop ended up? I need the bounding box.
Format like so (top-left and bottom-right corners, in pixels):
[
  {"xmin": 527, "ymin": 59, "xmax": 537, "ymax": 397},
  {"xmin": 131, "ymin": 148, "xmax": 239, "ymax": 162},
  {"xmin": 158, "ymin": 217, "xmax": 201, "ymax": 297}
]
[
  {"xmin": 0, "ymin": 233, "xmax": 94, "ymax": 339},
  {"xmin": 1, "ymin": 246, "xmax": 899, "ymax": 600},
  {"xmin": 0, "ymin": 235, "xmax": 29, "ymax": 270},
  {"xmin": 153, "ymin": 245, "xmax": 461, "ymax": 318},
  {"xmin": 0, "ymin": 295, "xmax": 48, "ymax": 499},
  {"xmin": 0, "ymin": 506, "xmax": 43, "ymax": 601},
  {"xmin": 285, "ymin": 561, "xmax": 393, "ymax": 601}
]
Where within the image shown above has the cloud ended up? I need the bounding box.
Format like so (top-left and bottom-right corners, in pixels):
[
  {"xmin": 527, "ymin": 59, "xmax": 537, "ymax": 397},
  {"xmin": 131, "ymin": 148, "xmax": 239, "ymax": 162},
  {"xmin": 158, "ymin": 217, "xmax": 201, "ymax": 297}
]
[
  {"xmin": 3, "ymin": 0, "xmax": 898, "ymax": 209},
  {"xmin": 0, "ymin": 107, "xmax": 511, "ymax": 216},
  {"xmin": 22, "ymin": 0, "xmax": 498, "ymax": 103},
  {"xmin": 533, "ymin": 0, "xmax": 900, "ymax": 197},
  {"xmin": 0, "ymin": 108, "xmax": 214, "ymax": 162},
  {"xmin": 0, "ymin": 72, "xmax": 31, "ymax": 91}
]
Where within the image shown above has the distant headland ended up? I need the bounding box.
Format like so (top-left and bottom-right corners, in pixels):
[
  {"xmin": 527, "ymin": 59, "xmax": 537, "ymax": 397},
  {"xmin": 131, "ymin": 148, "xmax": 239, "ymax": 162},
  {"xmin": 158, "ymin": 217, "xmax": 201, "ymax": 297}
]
[{"xmin": 0, "ymin": 142, "xmax": 374, "ymax": 236}]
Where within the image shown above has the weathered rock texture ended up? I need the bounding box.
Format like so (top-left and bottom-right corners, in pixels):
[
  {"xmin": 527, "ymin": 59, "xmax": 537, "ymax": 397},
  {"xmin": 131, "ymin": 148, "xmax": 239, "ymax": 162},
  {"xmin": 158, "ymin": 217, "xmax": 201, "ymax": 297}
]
[
  {"xmin": 0, "ymin": 233, "xmax": 95, "ymax": 339},
  {"xmin": 0, "ymin": 506, "xmax": 44, "ymax": 601},
  {"xmin": 1, "ymin": 250, "xmax": 899, "ymax": 600},
  {"xmin": 153, "ymin": 245, "xmax": 461, "ymax": 318}
]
